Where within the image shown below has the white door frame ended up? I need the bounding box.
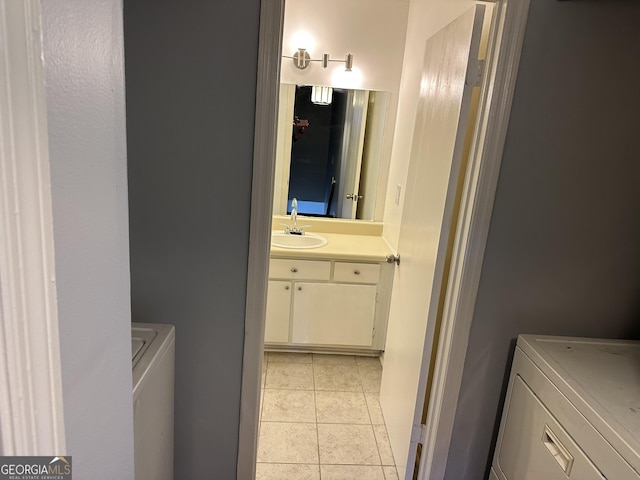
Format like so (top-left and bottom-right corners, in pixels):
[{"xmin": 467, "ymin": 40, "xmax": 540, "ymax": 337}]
[
  {"xmin": 0, "ymin": 0, "xmax": 66, "ymax": 456},
  {"xmin": 238, "ymin": 1, "xmax": 529, "ymax": 479},
  {"xmin": 236, "ymin": 1, "xmax": 284, "ymax": 479},
  {"xmin": 418, "ymin": 0, "xmax": 529, "ymax": 478}
]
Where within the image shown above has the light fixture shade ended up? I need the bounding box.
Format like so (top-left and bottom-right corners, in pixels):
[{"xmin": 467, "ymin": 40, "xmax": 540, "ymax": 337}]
[
  {"xmin": 311, "ymin": 86, "xmax": 333, "ymax": 105},
  {"xmin": 345, "ymin": 53, "xmax": 353, "ymax": 71}
]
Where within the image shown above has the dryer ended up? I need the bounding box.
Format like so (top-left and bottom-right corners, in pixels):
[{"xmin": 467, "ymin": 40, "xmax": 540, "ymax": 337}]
[
  {"xmin": 132, "ymin": 322, "xmax": 175, "ymax": 480},
  {"xmin": 492, "ymin": 335, "xmax": 640, "ymax": 480}
]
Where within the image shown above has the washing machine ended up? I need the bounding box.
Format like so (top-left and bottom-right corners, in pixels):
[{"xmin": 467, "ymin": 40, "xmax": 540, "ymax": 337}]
[
  {"xmin": 492, "ymin": 334, "xmax": 640, "ymax": 480},
  {"xmin": 132, "ymin": 322, "xmax": 175, "ymax": 480}
]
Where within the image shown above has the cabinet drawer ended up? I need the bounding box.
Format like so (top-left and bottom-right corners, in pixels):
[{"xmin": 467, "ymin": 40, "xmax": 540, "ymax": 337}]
[
  {"xmin": 333, "ymin": 262, "xmax": 380, "ymax": 284},
  {"xmin": 269, "ymin": 258, "xmax": 331, "ymax": 281}
]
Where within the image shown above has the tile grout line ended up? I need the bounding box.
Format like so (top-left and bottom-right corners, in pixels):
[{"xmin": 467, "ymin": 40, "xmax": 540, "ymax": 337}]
[
  {"xmin": 372, "ymin": 424, "xmax": 386, "ymax": 470},
  {"xmin": 362, "ymin": 364, "xmax": 375, "ymax": 427},
  {"xmin": 358, "ymin": 361, "xmax": 386, "ymax": 471},
  {"xmin": 312, "ymin": 359, "xmax": 322, "ymax": 480}
]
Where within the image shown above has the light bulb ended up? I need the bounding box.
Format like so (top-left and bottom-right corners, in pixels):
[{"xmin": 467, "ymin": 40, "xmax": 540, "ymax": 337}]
[{"xmin": 288, "ymin": 30, "xmax": 316, "ymax": 54}]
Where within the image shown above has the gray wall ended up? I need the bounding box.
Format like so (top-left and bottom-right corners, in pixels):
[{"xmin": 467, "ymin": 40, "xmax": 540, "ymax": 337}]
[
  {"xmin": 41, "ymin": 0, "xmax": 134, "ymax": 478},
  {"xmin": 124, "ymin": 0, "xmax": 261, "ymax": 478},
  {"xmin": 445, "ymin": 1, "xmax": 640, "ymax": 478}
]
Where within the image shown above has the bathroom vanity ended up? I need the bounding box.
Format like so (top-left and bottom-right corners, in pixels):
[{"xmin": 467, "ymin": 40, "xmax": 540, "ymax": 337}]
[{"xmin": 265, "ymin": 229, "xmax": 393, "ymax": 353}]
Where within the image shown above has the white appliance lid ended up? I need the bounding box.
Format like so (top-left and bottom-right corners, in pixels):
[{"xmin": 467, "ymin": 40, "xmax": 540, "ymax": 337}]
[
  {"xmin": 131, "ymin": 322, "xmax": 175, "ymax": 396},
  {"xmin": 132, "ymin": 338, "xmax": 145, "ymax": 360},
  {"xmin": 131, "ymin": 326, "xmax": 158, "ymax": 369}
]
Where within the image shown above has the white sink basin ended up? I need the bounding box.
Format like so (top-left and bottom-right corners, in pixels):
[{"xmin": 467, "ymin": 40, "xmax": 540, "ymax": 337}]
[{"xmin": 271, "ymin": 232, "xmax": 327, "ymax": 249}]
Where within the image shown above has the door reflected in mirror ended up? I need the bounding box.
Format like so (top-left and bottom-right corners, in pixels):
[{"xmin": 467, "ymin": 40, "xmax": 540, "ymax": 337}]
[{"xmin": 273, "ymin": 84, "xmax": 390, "ymax": 221}]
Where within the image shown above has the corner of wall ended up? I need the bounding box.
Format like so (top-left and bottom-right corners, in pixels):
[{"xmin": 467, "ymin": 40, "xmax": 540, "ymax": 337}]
[{"xmin": 41, "ymin": 0, "xmax": 134, "ymax": 478}]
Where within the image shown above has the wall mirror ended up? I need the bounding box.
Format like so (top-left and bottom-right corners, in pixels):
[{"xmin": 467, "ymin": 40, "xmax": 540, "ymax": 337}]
[{"xmin": 273, "ymin": 83, "xmax": 390, "ymax": 221}]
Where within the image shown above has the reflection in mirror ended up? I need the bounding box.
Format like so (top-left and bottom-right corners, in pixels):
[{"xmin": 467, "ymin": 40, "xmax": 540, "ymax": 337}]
[{"xmin": 273, "ymin": 84, "xmax": 390, "ymax": 221}]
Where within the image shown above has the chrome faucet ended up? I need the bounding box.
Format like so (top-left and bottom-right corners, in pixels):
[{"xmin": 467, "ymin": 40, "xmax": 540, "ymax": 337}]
[
  {"xmin": 279, "ymin": 198, "xmax": 310, "ymax": 235},
  {"xmin": 291, "ymin": 198, "xmax": 298, "ymax": 232}
]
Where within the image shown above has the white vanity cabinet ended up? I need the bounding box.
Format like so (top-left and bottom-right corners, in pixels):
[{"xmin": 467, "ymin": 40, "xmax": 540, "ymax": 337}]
[{"xmin": 265, "ymin": 257, "xmax": 391, "ymax": 351}]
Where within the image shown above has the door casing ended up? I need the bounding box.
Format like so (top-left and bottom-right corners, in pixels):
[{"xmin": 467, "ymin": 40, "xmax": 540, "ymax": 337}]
[
  {"xmin": 237, "ymin": 0, "xmax": 530, "ymax": 479},
  {"xmin": 0, "ymin": 0, "xmax": 66, "ymax": 456}
]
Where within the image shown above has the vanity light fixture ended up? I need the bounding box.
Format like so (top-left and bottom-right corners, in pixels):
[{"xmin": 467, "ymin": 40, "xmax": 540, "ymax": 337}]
[
  {"xmin": 311, "ymin": 86, "xmax": 333, "ymax": 105},
  {"xmin": 285, "ymin": 48, "xmax": 353, "ymax": 72}
]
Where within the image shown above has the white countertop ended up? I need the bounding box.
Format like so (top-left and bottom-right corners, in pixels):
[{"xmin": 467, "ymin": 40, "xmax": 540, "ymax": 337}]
[{"xmin": 270, "ymin": 231, "xmax": 393, "ymax": 262}]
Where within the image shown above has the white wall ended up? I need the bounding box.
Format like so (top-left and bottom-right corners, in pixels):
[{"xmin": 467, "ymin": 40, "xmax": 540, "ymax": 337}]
[
  {"xmin": 382, "ymin": 0, "xmax": 478, "ymax": 249},
  {"xmin": 41, "ymin": 0, "xmax": 134, "ymax": 478},
  {"xmin": 281, "ymin": 0, "xmax": 408, "ymax": 92}
]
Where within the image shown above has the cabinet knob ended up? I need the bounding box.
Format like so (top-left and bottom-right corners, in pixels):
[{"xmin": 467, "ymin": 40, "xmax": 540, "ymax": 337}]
[
  {"xmin": 291, "ymin": 267, "xmax": 298, "ymax": 273},
  {"xmin": 298, "ymin": 286, "xmax": 302, "ymax": 291},
  {"xmin": 354, "ymin": 270, "xmax": 361, "ymax": 275},
  {"xmin": 285, "ymin": 285, "xmax": 290, "ymax": 290}
]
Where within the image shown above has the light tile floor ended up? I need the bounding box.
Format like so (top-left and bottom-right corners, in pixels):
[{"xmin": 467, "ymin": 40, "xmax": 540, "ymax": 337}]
[{"xmin": 257, "ymin": 352, "xmax": 398, "ymax": 480}]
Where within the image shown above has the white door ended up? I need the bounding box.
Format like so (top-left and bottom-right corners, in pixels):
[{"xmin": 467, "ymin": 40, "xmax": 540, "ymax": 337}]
[
  {"xmin": 272, "ymin": 84, "xmax": 296, "ymax": 215},
  {"xmin": 337, "ymin": 90, "xmax": 369, "ymax": 219},
  {"xmin": 379, "ymin": 6, "xmax": 486, "ymax": 480},
  {"xmin": 291, "ymin": 282, "xmax": 377, "ymax": 346}
]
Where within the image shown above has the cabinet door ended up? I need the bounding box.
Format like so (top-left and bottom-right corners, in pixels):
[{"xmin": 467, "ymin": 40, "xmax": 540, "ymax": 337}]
[
  {"xmin": 291, "ymin": 283, "xmax": 377, "ymax": 347},
  {"xmin": 265, "ymin": 280, "xmax": 292, "ymax": 343}
]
